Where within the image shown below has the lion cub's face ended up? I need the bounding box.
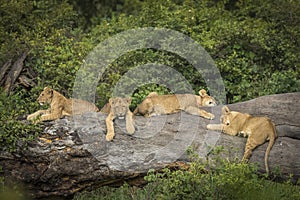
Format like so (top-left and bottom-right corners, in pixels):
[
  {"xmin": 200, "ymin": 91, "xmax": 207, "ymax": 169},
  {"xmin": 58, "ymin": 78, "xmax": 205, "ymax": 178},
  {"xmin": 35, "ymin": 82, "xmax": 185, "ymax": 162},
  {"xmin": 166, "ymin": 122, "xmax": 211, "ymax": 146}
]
[
  {"xmin": 199, "ymin": 89, "xmax": 217, "ymax": 107},
  {"xmin": 221, "ymin": 113, "xmax": 231, "ymax": 126},
  {"xmin": 38, "ymin": 87, "xmax": 54, "ymax": 105},
  {"xmin": 109, "ymin": 97, "xmax": 131, "ymax": 119},
  {"xmin": 220, "ymin": 106, "xmax": 238, "ymax": 125}
]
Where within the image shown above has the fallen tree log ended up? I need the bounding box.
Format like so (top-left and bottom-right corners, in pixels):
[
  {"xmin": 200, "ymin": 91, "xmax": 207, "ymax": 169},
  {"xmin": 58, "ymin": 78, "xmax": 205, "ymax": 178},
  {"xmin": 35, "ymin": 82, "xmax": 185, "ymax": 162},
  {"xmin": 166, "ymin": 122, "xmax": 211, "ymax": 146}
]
[
  {"xmin": 0, "ymin": 92, "xmax": 299, "ymax": 199},
  {"xmin": 0, "ymin": 59, "xmax": 12, "ymax": 84},
  {"xmin": 2, "ymin": 51, "xmax": 29, "ymax": 94}
]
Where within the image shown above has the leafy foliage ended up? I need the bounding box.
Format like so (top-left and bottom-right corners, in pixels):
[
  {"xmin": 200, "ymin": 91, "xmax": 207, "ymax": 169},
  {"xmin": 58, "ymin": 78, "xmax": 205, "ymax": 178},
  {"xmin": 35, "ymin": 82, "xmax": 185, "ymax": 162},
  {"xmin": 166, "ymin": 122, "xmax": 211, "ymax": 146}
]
[
  {"xmin": 0, "ymin": 166, "xmax": 3, "ymax": 188},
  {"xmin": 0, "ymin": 89, "xmax": 41, "ymax": 152},
  {"xmin": 84, "ymin": 0, "xmax": 300, "ymax": 104},
  {"xmin": 1, "ymin": 0, "xmax": 299, "ymax": 105},
  {"xmin": 0, "ymin": 0, "xmax": 83, "ymax": 151}
]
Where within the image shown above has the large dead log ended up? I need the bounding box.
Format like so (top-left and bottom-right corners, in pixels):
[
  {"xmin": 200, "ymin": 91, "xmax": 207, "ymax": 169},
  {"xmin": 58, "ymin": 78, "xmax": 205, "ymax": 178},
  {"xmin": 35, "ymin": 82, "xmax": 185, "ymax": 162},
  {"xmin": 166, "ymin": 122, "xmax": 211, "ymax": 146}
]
[
  {"xmin": 2, "ymin": 51, "xmax": 28, "ymax": 94},
  {"xmin": 0, "ymin": 59, "xmax": 12, "ymax": 84},
  {"xmin": 0, "ymin": 92, "xmax": 299, "ymax": 199}
]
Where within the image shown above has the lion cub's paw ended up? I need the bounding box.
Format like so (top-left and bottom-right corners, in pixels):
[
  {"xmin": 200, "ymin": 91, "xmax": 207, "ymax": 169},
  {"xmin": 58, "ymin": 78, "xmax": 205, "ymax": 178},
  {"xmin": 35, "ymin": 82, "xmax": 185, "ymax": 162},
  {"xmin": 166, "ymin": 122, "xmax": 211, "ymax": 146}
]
[
  {"xmin": 27, "ymin": 114, "xmax": 41, "ymax": 124},
  {"xmin": 126, "ymin": 125, "xmax": 135, "ymax": 134},
  {"xmin": 26, "ymin": 115, "xmax": 34, "ymax": 121},
  {"xmin": 106, "ymin": 133, "xmax": 114, "ymax": 141},
  {"xmin": 206, "ymin": 113, "xmax": 215, "ymax": 120},
  {"xmin": 27, "ymin": 113, "xmax": 39, "ymax": 121},
  {"xmin": 206, "ymin": 124, "xmax": 222, "ymax": 131},
  {"xmin": 206, "ymin": 124, "xmax": 213, "ymax": 129}
]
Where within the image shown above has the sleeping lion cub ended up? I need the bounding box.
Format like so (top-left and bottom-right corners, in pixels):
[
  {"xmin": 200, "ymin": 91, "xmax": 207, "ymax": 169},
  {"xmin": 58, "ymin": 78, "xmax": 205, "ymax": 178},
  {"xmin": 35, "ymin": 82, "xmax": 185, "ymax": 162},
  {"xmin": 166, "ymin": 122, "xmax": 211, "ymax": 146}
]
[
  {"xmin": 104, "ymin": 97, "xmax": 135, "ymax": 141},
  {"xmin": 27, "ymin": 87, "xmax": 99, "ymax": 123},
  {"xmin": 207, "ymin": 106, "xmax": 277, "ymax": 174},
  {"xmin": 133, "ymin": 89, "xmax": 216, "ymax": 119}
]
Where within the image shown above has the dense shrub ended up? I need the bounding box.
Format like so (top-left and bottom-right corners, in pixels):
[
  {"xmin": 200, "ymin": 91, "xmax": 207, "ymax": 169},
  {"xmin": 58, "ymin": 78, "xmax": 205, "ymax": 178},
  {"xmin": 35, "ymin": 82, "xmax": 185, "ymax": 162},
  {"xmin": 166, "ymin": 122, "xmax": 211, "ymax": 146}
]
[
  {"xmin": 0, "ymin": 0, "xmax": 85, "ymax": 151},
  {"xmin": 1, "ymin": 0, "xmax": 299, "ymax": 105},
  {"xmin": 0, "ymin": 89, "xmax": 41, "ymax": 152},
  {"xmin": 85, "ymin": 0, "xmax": 300, "ymax": 104}
]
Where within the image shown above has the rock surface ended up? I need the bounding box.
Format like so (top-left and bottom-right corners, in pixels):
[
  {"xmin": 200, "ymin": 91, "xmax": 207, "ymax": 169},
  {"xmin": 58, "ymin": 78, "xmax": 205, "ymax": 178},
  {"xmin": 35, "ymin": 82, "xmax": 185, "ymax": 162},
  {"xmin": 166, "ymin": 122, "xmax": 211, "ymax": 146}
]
[{"xmin": 0, "ymin": 92, "xmax": 299, "ymax": 199}]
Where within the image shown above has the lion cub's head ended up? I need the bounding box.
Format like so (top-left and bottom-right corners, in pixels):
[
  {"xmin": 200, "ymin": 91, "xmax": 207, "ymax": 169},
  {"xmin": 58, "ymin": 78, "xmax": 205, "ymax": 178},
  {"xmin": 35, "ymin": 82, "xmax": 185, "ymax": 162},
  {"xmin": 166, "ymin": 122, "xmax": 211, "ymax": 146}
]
[
  {"xmin": 220, "ymin": 106, "xmax": 239, "ymax": 125},
  {"xmin": 38, "ymin": 87, "xmax": 54, "ymax": 105},
  {"xmin": 199, "ymin": 89, "xmax": 217, "ymax": 107},
  {"xmin": 109, "ymin": 97, "xmax": 131, "ymax": 119}
]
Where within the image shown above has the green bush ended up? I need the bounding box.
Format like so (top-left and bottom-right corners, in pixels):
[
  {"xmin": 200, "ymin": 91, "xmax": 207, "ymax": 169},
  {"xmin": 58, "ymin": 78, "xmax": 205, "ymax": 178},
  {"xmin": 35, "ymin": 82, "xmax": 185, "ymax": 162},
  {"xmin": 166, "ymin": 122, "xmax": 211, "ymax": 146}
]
[
  {"xmin": 2, "ymin": 0, "xmax": 299, "ymax": 106},
  {"xmin": 0, "ymin": 0, "xmax": 84, "ymax": 150},
  {"xmin": 85, "ymin": 0, "xmax": 300, "ymax": 103},
  {"xmin": 0, "ymin": 89, "xmax": 41, "ymax": 151},
  {"xmin": 0, "ymin": 166, "xmax": 3, "ymax": 188}
]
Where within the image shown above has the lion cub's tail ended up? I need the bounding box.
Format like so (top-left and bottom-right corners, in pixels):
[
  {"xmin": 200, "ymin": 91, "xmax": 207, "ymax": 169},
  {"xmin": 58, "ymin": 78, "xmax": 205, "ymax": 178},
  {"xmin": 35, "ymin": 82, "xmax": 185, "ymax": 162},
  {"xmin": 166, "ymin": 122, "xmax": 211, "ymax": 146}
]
[{"xmin": 264, "ymin": 122, "xmax": 277, "ymax": 174}]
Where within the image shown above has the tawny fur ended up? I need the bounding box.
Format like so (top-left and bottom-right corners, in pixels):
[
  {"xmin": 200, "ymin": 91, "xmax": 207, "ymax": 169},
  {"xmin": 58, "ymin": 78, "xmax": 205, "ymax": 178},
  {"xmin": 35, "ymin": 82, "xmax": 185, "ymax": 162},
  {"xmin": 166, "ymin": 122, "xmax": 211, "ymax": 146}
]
[
  {"xmin": 27, "ymin": 87, "xmax": 99, "ymax": 123},
  {"xmin": 105, "ymin": 97, "xmax": 135, "ymax": 141},
  {"xmin": 100, "ymin": 102, "xmax": 111, "ymax": 114},
  {"xmin": 133, "ymin": 89, "xmax": 216, "ymax": 119},
  {"xmin": 207, "ymin": 106, "xmax": 277, "ymax": 174}
]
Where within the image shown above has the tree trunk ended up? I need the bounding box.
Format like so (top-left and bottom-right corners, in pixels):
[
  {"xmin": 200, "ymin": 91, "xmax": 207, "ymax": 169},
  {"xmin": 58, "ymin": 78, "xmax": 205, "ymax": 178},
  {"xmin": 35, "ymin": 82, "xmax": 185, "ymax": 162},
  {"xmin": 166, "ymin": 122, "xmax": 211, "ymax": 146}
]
[
  {"xmin": 0, "ymin": 59, "xmax": 12, "ymax": 84},
  {"xmin": 2, "ymin": 51, "xmax": 28, "ymax": 94},
  {"xmin": 0, "ymin": 92, "xmax": 299, "ymax": 199}
]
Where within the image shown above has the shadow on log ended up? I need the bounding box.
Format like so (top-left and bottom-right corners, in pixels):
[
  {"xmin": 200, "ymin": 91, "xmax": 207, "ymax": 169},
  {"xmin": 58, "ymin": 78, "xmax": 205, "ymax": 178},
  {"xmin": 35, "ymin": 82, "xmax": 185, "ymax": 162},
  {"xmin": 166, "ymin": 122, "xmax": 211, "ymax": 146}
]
[{"xmin": 0, "ymin": 92, "xmax": 299, "ymax": 199}]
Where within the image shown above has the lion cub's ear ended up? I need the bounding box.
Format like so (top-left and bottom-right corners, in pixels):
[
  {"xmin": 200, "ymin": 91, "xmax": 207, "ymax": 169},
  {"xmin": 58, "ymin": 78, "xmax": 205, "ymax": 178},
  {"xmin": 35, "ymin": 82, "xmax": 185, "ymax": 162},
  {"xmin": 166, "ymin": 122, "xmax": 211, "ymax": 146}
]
[
  {"xmin": 147, "ymin": 92, "xmax": 158, "ymax": 98},
  {"xmin": 222, "ymin": 106, "xmax": 230, "ymax": 115},
  {"xmin": 126, "ymin": 97, "xmax": 132, "ymax": 104},
  {"xmin": 199, "ymin": 89, "xmax": 207, "ymax": 97},
  {"xmin": 44, "ymin": 87, "xmax": 53, "ymax": 95},
  {"xmin": 109, "ymin": 98, "xmax": 114, "ymax": 105}
]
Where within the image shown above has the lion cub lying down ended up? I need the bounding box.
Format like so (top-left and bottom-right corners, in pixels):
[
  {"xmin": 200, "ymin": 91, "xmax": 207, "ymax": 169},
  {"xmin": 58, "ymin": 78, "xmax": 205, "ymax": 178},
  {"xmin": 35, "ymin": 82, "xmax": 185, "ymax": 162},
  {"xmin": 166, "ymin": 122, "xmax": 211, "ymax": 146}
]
[
  {"xmin": 133, "ymin": 89, "xmax": 216, "ymax": 119},
  {"xmin": 27, "ymin": 87, "xmax": 99, "ymax": 123},
  {"xmin": 207, "ymin": 106, "xmax": 277, "ymax": 174},
  {"xmin": 104, "ymin": 97, "xmax": 135, "ymax": 141}
]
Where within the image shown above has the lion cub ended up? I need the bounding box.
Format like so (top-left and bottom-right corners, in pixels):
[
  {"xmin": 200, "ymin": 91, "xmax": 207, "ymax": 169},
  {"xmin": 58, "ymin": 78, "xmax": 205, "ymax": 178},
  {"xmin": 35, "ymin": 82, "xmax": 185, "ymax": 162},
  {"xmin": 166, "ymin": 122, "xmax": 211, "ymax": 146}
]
[
  {"xmin": 104, "ymin": 97, "xmax": 135, "ymax": 141},
  {"xmin": 27, "ymin": 87, "xmax": 99, "ymax": 123},
  {"xmin": 207, "ymin": 106, "xmax": 277, "ymax": 174},
  {"xmin": 133, "ymin": 89, "xmax": 216, "ymax": 119}
]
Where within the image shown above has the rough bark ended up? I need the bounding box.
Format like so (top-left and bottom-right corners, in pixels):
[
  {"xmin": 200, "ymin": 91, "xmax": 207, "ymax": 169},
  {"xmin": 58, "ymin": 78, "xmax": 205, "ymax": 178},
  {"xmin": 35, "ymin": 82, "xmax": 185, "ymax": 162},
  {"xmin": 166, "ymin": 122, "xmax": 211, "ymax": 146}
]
[
  {"xmin": 0, "ymin": 59, "xmax": 12, "ymax": 84},
  {"xmin": 2, "ymin": 51, "xmax": 28, "ymax": 94},
  {"xmin": 0, "ymin": 92, "xmax": 299, "ymax": 199}
]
